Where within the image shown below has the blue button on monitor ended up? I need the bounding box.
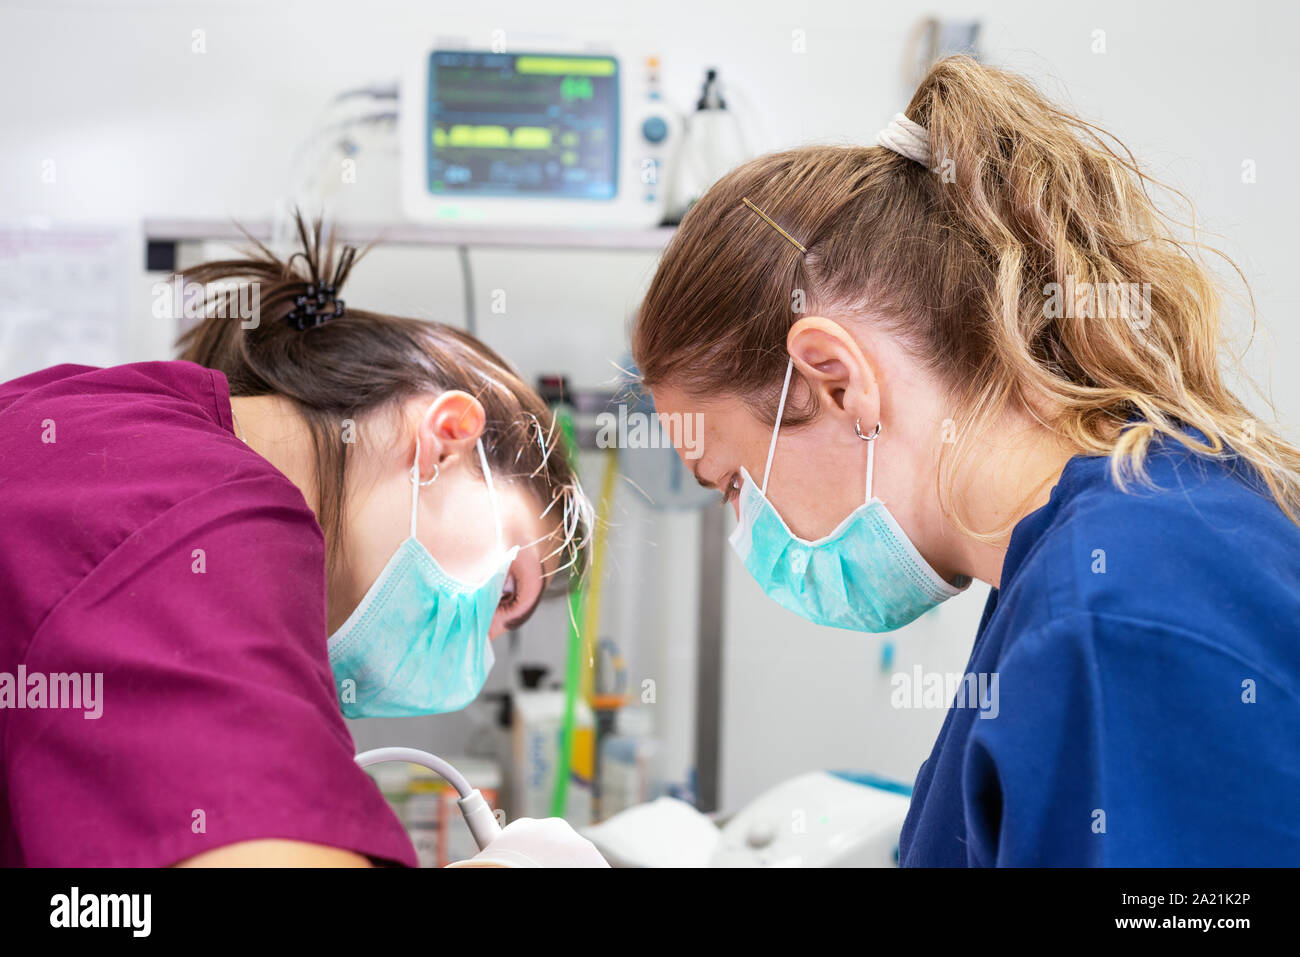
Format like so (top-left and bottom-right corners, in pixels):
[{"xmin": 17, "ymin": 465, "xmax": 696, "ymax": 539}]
[{"xmin": 641, "ymin": 116, "xmax": 669, "ymax": 143}]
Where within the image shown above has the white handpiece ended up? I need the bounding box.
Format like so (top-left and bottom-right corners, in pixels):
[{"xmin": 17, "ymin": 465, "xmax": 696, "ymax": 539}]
[{"xmin": 355, "ymin": 746, "xmax": 503, "ymax": 851}]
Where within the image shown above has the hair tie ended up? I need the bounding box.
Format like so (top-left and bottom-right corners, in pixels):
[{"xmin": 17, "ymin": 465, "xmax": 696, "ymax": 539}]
[
  {"xmin": 285, "ymin": 283, "xmax": 345, "ymax": 330},
  {"xmin": 285, "ymin": 241, "xmax": 357, "ymax": 330},
  {"xmin": 876, "ymin": 112, "xmax": 930, "ymax": 166}
]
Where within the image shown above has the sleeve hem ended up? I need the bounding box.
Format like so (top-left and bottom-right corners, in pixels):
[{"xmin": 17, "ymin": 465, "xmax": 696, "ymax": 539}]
[{"xmin": 26, "ymin": 803, "xmax": 418, "ymax": 868}]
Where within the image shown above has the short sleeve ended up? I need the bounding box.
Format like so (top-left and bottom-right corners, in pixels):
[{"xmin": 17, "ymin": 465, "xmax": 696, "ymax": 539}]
[
  {"xmin": 4, "ymin": 476, "xmax": 416, "ymax": 867},
  {"xmin": 963, "ymin": 611, "xmax": 1300, "ymax": 866}
]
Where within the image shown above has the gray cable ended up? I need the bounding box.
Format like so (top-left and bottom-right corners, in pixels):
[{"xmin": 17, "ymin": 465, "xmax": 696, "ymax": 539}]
[
  {"xmin": 456, "ymin": 244, "xmax": 476, "ymax": 336},
  {"xmin": 355, "ymin": 746, "xmax": 471, "ymax": 795}
]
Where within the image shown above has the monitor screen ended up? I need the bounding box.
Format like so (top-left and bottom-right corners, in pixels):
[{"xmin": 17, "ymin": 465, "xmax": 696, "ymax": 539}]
[{"xmin": 425, "ymin": 51, "xmax": 620, "ymax": 200}]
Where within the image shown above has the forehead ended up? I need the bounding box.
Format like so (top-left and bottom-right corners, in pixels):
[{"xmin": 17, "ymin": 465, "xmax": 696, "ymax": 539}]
[
  {"xmin": 649, "ymin": 385, "xmax": 764, "ymax": 463},
  {"xmin": 651, "ymin": 384, "xmax": 745, "ymax": 422}
]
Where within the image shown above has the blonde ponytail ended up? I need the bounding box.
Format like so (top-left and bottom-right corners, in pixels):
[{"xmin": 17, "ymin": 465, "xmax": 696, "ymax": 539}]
[{"xmin": 907, "ymin": 55, "xmax": 1300, "ymax": 530}]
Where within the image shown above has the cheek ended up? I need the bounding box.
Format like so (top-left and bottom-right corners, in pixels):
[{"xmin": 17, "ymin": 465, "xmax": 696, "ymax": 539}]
[
  {"xmin": 495, "ymin": 487, "xmax": 559, "ymax": 574},
  {"xmin": 421, "ymin": 481, "xmax": 505, "ymax": 582},
  {"xmin": 764, "ymin": 433, "xmax": 868, "ymax": 539},
  {"xmin": 764, "ymin": 477, "xmax": 842, "ymax": 540}
]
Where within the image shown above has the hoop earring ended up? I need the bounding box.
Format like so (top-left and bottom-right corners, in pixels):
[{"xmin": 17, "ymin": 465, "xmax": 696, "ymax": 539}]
[
  {"xmin": 855, "ymin": 419, "xmax": 882, "ymax": 441},
  {"xmin": 411, "ymin": 462, "xmax": 440, "ymax": 487}
]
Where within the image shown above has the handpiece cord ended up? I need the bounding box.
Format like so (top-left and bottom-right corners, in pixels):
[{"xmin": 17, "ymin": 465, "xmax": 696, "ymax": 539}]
[{"xmin": 355, "ymin": 747, "xmax": 502, "ymax": 852}]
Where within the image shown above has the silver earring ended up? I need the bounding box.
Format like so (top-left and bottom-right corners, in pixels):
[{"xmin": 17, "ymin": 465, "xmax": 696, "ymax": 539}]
[
  {"xmin": 412, "ymin": 462, "xmax": 440, "ymax": 486},
  {"xmin": 855, "ymin": 419, "xmax": 881, "ymax": 441}
]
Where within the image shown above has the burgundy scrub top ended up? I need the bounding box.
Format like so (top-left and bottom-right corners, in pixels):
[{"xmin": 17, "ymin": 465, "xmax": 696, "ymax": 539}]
[{"xmin": 0, "ymin": 360, "xmax": 417, "ymax": 867}]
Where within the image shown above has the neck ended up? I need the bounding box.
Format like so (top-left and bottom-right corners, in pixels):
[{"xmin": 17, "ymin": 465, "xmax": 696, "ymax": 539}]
[
  {"xmin": 941, "ymin": 414, "xmax": 1077, "ymax": 589},
  {"xmin": 228, "ymin": 394, "xmax": 321, "ymax": 522}
]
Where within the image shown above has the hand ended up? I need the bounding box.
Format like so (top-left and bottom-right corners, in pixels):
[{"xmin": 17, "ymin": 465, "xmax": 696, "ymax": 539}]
[{"xmin": 446, "ymin": 817, "xmax": 610, "ymax": 868}]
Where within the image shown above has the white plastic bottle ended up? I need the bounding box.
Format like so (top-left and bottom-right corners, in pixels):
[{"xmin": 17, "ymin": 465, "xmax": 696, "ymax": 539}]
[{"xmin": 598, "ymin": 707, "xmax": 661, "ymax": 820}]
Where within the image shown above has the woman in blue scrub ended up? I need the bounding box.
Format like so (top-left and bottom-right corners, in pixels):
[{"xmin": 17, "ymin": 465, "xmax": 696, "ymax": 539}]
[{"xmin": 631, "ymin": 57, "xmax": 1300, "ymax": 865}]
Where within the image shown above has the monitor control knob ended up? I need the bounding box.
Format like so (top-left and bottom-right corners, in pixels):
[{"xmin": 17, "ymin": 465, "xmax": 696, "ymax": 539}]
[{"xmin": 641, "ymin": 115, "xmax": 669, "ymax": 143}]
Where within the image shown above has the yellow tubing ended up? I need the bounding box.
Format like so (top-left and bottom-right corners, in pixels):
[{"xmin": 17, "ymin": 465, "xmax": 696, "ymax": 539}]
[{"xmin": 580, "ymin": 450, "xmax": 620, "ymax": 704}]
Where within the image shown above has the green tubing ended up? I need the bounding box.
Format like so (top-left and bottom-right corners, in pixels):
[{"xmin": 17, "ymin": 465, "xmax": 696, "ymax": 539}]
[{"xmin": 550, "ymin": 405, "xmax": 582, "ymax": 818}]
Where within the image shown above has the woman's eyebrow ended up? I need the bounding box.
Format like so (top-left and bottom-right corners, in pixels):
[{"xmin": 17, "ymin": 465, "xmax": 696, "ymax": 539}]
[{"xmin": 690, "ymin": 459, "xmax": 717, "ymax": 489}]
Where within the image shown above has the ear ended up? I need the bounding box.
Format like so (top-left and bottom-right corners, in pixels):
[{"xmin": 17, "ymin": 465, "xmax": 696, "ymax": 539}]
[
  {"xmin": 786, "ymin": 316, "xmax": 880, "ymax": 431},
  {"xmin": 413, "ymin": 390, "xmax": 486, "ymax": 480}
]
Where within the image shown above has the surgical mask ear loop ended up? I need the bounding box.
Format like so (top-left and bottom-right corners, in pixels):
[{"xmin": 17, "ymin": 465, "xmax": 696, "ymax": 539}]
[
  {"xmin": 764, "ymin": 359, "xmax": 882, "ymax": 504},
  {"xmin": 406, "ymin": 404, "xmax": 502, "ymax": 547},
  {"xmin": 408, "ymin": 428, "xmax": 505, "ymax": 555},
  {"xmin": 409, "ymin": 433, "xmax": 440, "ymax": 539},
  {"xmin": 856, "ymin": 419, "xmax": 882, "ymax": 503},
  {"xmin": 475, "ymin": 438, "xmax": 505, "ymax": 550},
  {"xmin": 761, "ymin": 358, "xmax": 797, "ymax": 494}
]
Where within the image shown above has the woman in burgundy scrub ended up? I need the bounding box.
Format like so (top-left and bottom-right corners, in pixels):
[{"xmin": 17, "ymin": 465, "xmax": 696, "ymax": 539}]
[{"xmin": 0, "ymin": 217, "xmax": 602, "ymax": 867}]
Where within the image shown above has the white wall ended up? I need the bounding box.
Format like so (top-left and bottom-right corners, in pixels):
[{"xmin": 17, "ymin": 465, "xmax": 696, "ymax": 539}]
[{"xmin": 3, "ymin": 0, "xmax": 1297, "ymax": 815}]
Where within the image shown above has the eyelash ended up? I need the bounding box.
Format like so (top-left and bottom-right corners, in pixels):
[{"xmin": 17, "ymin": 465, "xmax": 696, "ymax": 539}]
[
  {"xmin": 498, "ymin": 572, "xmax": 519, "ymax": 611},
  {"xmin": 720, "ymin": 474, "xmax": 741, "ymax": 507}
]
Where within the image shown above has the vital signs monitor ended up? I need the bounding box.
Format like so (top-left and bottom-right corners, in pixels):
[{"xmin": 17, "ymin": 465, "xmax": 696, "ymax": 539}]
[{"xmin": 402, "ymin": 46, "xmax": 676, "ymax": 227}]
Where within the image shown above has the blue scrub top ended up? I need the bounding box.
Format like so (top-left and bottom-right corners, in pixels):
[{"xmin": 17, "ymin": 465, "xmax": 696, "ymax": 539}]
[{"xmin": 899, "ymin": 426, "xmax": 1300, "ymax": 866}]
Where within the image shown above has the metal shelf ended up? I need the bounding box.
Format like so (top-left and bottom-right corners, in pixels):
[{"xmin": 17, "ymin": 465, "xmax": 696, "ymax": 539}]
[{"xmin": 143, "ymin": 218, "xmax": 676, "ymax": 269}]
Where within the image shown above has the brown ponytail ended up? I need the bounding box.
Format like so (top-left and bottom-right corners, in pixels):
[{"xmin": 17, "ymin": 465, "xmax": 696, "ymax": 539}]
[{"xmin": 633, "ymin": 55, "xmax": 1300, "ymax": 536}]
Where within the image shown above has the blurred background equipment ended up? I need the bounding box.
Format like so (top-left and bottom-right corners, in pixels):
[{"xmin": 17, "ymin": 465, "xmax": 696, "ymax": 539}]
[
  {"xmin": 0, "ymin": 222, "xmax": 134, "ymax": 382},
  {"xmin": 401, "ymin": 45, "xmax": 677, "ymax": 228},
  {"xmin": 902, "ymin": 17, "xmax": 982, "ymax": 88},
  {"xmin": 582, "ymin": 771, "xmax": 912, "ymax": 867},
  {"xmin": 280, "ymin": 83, "xmax": 402, "ymax": 231},
  {"xmin": 663, "ymin": 67, "xmax": 750, "ymax": 223}
]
